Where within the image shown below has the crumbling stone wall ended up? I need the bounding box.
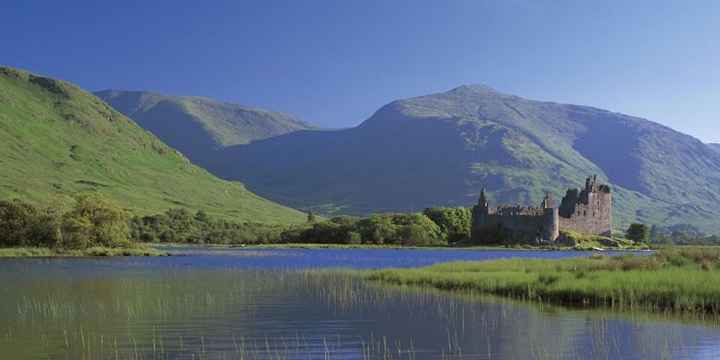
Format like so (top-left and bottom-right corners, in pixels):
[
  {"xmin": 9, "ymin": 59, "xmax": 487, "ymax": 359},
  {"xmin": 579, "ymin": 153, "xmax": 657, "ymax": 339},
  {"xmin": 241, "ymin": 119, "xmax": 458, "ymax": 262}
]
[
  {"xmin": 472, "ymin": 209, "xmax": 559, "ymax": 244},
  {"xmin": 558, "ymin": 175, "xmax": 612, "ymax": 236},
  {"xmin": 472, "ymin": 191, "xmax": 559, "ymax": 244},
  {"xmin": 471, "ymin": 175, "xmax": 612, "ymax": 243}
]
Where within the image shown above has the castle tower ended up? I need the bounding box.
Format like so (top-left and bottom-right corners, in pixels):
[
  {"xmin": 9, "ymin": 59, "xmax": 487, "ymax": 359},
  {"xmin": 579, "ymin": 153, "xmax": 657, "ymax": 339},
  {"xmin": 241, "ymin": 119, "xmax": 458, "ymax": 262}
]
[
  {"xmin": 477, "ymin": 188, "xmax": 489, "ymax": 215},
  {"xmin": 471, "ymin": 188, "xmax": 491, "ymax": 243},
  {"xmin": 540, "ymin": 191, "xmax": 559, "ymax": 241},
  {"xmin": 558, "ymin": 175, "xmax": 613, "ymax": 237},
  {"xmin": 540, "ymin": 192, "xmax": 554, "ymax": 209},
  {"xmin": 542, "ymin": 206, "xmax": 560, "ymax": 241}
]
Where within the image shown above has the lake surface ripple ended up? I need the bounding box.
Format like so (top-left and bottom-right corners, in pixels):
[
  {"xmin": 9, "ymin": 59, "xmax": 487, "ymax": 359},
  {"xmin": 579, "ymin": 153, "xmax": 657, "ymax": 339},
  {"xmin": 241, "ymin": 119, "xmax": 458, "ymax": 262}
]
[{"xmin": 0, "ymin": 248, "xmax": 717, "ymax": 359}]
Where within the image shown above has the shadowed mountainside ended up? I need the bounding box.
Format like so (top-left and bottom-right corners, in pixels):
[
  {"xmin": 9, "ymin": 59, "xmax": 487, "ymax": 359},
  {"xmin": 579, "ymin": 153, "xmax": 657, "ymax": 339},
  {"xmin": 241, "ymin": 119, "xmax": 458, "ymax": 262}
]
[
  {"xmin": 211, "ymin": 85, "xmax": 720, "ymax": 232},
  {"xmin": 95, "ymin": 90, "xmax": 314, "ymax": 166}
]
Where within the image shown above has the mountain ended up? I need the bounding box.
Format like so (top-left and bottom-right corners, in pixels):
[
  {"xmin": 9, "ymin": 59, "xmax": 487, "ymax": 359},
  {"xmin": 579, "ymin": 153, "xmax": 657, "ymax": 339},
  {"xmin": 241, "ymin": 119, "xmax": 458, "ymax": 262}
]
[
  {"xmin": 0, "ymin": 66, "xmax": 305, "ymax": 223},
  {"xmin": 709, "ymin": 143, "xmax": 720, "ymax": 153},
  {"xmin": 95, "ymin": 90, "xmax": 313, "ymax": 166},
  {"xmin": 210, "ymin": 85, "xmax": 720, "ymax": 232}
]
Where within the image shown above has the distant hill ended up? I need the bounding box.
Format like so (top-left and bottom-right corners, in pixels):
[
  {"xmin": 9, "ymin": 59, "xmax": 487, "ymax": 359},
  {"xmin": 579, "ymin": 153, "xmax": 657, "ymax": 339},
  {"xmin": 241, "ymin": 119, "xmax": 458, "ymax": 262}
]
[
  {"xmin": 211, "ymin": 85, "xmax": 720, "ymax": 232},
  {"xmin": 0, "ymin": 66, "xmax": 305, "ymax": 223},
  {"xmin": 95, "ymin": 90, "xmax": 313, "ymax": 165}
]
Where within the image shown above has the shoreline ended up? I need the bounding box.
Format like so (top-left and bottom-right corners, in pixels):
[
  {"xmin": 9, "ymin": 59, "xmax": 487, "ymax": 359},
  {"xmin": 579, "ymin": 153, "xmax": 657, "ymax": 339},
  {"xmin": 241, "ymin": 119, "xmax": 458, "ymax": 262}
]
[
  {"xmin": 0, "ymin": 242, "xmax": 653, "ymax": 258},
  {"xmin": 153, "ymin": 242, "xmax": 650, "ymax": 252},
  {"xmin": 0, "ymin": 246, "xmax": 170, "ymax": 258}
]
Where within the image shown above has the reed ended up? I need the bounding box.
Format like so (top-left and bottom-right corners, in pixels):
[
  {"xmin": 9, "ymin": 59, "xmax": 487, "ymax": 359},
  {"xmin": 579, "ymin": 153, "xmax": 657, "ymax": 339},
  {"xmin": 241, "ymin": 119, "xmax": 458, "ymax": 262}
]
[{"xmin": 363, "ymin": 247, "xmax": 720, "ymax": 314}]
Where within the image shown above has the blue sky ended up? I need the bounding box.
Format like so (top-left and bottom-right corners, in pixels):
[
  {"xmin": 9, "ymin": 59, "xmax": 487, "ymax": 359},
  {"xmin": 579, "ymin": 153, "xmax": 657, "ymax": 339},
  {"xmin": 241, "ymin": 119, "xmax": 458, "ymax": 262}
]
[{"xmin": 2, "ymin": 0, "xmax": 719, "ymax": 141}]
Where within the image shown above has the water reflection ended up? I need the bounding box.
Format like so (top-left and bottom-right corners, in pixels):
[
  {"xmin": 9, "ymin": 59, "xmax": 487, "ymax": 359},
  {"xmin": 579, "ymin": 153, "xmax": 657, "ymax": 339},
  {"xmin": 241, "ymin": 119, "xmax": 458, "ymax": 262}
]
[{"xmin": 0, "ymin": 248, "xmax": 716, "ymax": 359}]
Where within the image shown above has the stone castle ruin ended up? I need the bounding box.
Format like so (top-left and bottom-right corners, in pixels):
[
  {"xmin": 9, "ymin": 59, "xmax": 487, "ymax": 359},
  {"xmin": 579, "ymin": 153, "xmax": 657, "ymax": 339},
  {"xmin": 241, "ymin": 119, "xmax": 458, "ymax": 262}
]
[{"xmin": 471, "ymin": 176, "xmax": 612, "ymax": 244}]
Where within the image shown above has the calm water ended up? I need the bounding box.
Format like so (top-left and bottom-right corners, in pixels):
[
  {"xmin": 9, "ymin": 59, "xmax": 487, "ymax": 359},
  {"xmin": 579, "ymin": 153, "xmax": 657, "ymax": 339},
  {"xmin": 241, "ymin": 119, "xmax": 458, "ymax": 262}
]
[{"xmin": 0, "ymin": 247, "xmax": 718, "ymax": 359}]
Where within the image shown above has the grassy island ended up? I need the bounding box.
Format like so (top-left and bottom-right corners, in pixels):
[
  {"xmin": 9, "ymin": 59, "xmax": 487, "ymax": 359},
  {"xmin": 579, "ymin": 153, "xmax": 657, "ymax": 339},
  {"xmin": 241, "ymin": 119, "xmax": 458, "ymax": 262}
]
[{"xmin": 363, "ymin": 247, "xmax": 720, "ymax": 314}]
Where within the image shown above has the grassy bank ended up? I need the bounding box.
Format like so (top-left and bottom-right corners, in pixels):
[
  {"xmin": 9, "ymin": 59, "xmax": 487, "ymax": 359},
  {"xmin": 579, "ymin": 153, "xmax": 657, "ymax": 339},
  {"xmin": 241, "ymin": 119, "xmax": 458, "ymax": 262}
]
[
  {"xmin": 164, "ymin": 242, "xmax": 615, "ymax": 251},
  {"xmin": 362, "ymin": 247, "xmax": 720, "ymax": 314},
  {"xmin": 0, "ymin": 246, "xmax": 169, "ymax": 257},
  {"xmin": 559, "ymin": 229, "xmax": 648, "ymax": 250}
]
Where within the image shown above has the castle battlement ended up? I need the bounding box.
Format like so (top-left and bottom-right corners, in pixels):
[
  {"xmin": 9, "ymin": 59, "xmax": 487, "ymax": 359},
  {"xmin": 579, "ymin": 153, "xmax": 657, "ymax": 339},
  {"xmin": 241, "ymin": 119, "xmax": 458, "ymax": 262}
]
[
  {"xmin": 491, "ymin": 206, "xmax": 548, "ymax": 217},
  {"xmin": 471, "ymin": 176, "xmax": 612, "ymax": 244}
]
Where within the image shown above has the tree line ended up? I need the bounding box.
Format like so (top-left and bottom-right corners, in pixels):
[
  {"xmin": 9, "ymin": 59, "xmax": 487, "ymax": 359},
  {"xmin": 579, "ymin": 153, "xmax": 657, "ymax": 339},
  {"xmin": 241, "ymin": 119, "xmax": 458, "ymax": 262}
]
[
  {"xmin": 132, "ymin": 207, "xmax": 473, "ymax": 246},
  {"xmin": 0, "ymin": 195, "xmax": 131, "ymax": 249},
  {"xmin": 130, "ymin": 208, "xmax": 285, "ymax": 244},
  {"xmin": 0, "ymin": 196, "xmax": 475, "ymax": 248},
  {"xmin": 7, "ymin": 195, "xmax": 698, "ymax": 248}
]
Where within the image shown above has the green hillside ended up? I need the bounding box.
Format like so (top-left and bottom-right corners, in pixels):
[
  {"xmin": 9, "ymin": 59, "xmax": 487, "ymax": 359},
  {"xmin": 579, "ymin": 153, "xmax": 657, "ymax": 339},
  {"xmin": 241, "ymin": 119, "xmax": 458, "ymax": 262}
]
[
  {"xmin": 0, "ymin": 66, "xmax": 305, "ymax": 224},
  {"xmin": 95, "ymin": 90, "xmax": 313, "ymax": 166},
  {"xmin": 213, "ymin": 85, "xmax": 720, "ymax": 232}
]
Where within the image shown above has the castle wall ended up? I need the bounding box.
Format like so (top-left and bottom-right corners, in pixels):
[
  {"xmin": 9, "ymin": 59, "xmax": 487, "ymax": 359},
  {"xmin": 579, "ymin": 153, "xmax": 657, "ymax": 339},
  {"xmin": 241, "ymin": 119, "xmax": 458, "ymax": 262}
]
[
  {"xmin": 472, "ymin": 208, "xmax": 559, "ymax": 244},
  {"xmin": 558, "ymin": 192, "xmax": 612, "ymax": 236},
  {"xmin": 471, "ymin": 176, "xmax": 612, "ymax": 244}
]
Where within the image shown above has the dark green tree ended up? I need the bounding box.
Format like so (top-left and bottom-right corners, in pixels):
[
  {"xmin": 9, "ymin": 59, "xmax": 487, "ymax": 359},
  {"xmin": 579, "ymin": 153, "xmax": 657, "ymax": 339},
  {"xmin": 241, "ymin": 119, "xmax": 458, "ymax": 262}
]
[
  {"xmin": 423, "ymin": 207, "xmax": 471, "ymax": 242},
  {"xmin": 0, "ymin": 200, "xmax": 40, "ymax": 247},
  {"xmin": 626, "ymin": 223, "xmax": 650, "ymax": 243}
]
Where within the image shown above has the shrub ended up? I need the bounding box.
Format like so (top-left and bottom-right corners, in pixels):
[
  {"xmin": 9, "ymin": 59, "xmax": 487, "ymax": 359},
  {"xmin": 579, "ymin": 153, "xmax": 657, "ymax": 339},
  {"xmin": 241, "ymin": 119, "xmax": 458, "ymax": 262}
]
[
  {"xmin": 422, "ymin": 207, "xmax": 471, "ymax": 242},
  {"xmin": 60, "ymin": 216, "xmax": 93, "ymax": 249},
  {"xmin": 63, "ymin": 194, "xmax": 130, "ymax": 247}
]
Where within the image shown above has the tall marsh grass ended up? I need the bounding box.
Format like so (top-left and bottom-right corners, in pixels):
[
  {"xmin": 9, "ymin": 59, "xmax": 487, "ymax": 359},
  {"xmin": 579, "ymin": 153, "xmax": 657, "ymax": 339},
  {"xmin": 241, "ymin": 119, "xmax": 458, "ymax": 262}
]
[{"xmin": 364, "ymin": 247, "xmax": 720, "ymax": 314}]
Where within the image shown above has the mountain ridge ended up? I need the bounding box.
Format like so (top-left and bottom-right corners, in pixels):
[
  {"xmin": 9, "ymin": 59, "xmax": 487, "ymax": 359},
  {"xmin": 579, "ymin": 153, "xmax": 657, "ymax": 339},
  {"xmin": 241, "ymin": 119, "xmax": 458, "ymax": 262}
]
[
  {"xmin": 0, "ymin": 65, "xmax": 305, "ymax": 224},
  {"xmin": 208, "ymin": 85, "xmax": 720, "ymax": 232},
  {"xmin": 95, "ymin": 89, "xmax": 314, "ymax": 166}
]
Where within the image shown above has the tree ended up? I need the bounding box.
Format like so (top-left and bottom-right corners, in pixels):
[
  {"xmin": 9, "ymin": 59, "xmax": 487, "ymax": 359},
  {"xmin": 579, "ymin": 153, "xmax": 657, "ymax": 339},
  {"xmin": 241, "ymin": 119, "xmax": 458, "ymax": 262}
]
[
  {"xmin": 626, "ymin": 223, "xmax": 650, "ymax": 243},
  {"xmin": 31, "ymin": 210, "xmax": 62, "ymax": 248},
  {"xmin": 0, "ymin": 200, "xmax": 40, "ymax": 247},
  {"xmin": 347, "ymin": 231, "xmax": 362, "ymax": 244},
  {"xmin": 62, "ymin": 194, "xmax": 131, "ymax": 248},
  {"xmin": 61, "ymin": 216, "xmax": 94, "ymax": 249},
  {"xmin": 307, "ymin": 211, "xmax": 316, "ymax": 223},
  {"xmin": 357, "ymin": 215, "xmax": 397, "ymax": 244},
  {"xmin": 423, "ymin": 207, "xmax": 471, "ymax": 242}
]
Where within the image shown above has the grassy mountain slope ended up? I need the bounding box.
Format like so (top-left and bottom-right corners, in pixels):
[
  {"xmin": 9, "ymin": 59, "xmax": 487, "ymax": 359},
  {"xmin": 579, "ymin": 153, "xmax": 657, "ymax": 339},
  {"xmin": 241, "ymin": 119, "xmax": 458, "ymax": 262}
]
[
  {"xmin": 0, "ymin": 66, "xmax": 305, "ymax": 224},
  {"xmin": 213, "ymin": 85, "xmax": 720, "ymax": 232},
  {"xmin": 95, "ymin": 90, "xmax": 313, "ymax": 165}
]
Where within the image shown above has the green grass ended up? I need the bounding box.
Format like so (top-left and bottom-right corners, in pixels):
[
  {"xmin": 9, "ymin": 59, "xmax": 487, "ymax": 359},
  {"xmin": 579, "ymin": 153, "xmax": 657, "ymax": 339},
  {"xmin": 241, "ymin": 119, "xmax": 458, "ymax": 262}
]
[
  {"xmin": 559, "ymin": 229, "xmax": 646, "ymax": 250},
  {"xmin": 0, "ymin": 245, "xmax": 168, "ymax": 257},
  {"xmin": 0, "ymin": 66, "xmax": 306, "ymax": 224},
  {"xmin": 235, "ymin": 243, "xmax": 639, "ymax": 251},
  {"xmin": 362, "ymin": 247, "xmax": 720, "ymax": 314}
]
